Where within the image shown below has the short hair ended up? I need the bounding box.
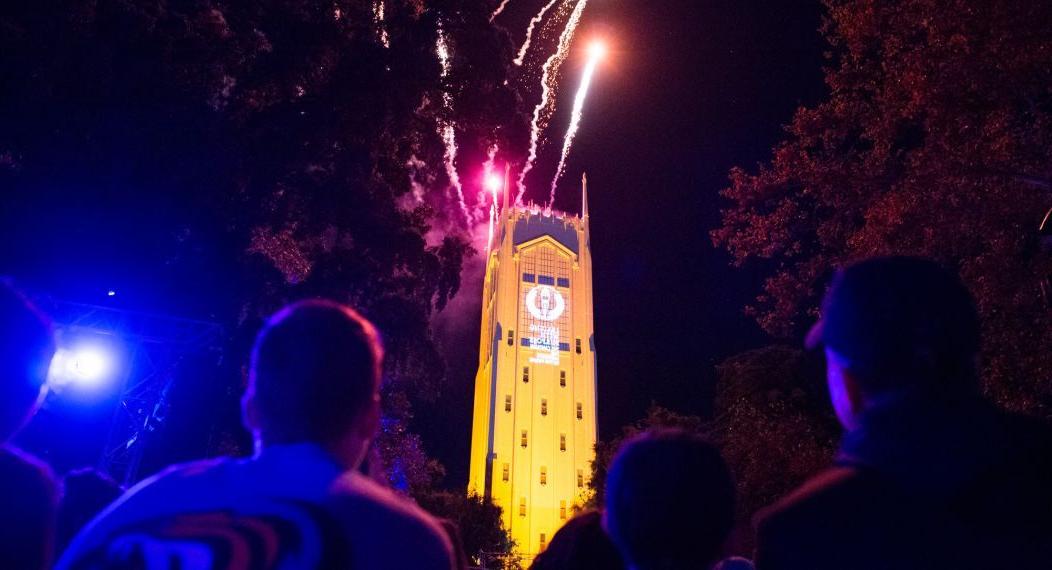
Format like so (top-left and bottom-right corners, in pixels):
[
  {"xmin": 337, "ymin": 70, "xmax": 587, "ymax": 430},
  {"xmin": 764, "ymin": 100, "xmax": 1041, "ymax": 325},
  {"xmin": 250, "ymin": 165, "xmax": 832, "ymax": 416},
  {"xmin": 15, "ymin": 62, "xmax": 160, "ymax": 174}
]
[
  {"xmin": 248, "ymin": 300, "xmax": 383, "ymax": 445},
  {"xmin": 0, "ymin": 282, "xmax": 55, "ymax": 442},
  {"xmin": 604, "ymin": 429, "xmax": 735, "ymax": 570}
]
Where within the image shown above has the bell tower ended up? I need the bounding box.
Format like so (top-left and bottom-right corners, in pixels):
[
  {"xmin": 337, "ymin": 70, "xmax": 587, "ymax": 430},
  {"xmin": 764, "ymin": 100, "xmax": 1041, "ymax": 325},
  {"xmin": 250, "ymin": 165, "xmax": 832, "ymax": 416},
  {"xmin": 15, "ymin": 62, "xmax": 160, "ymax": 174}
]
[{"xmin": 468, "ymin": 177, "xmax": 598, "ymax": 558}]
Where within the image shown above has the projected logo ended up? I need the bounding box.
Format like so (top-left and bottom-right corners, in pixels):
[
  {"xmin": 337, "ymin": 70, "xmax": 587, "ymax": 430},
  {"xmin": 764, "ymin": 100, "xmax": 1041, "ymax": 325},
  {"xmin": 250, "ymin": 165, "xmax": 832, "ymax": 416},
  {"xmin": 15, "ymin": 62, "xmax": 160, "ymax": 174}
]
[{"xmin": 525, "ymin": 285, "xmax": 566, "ymax": 365}]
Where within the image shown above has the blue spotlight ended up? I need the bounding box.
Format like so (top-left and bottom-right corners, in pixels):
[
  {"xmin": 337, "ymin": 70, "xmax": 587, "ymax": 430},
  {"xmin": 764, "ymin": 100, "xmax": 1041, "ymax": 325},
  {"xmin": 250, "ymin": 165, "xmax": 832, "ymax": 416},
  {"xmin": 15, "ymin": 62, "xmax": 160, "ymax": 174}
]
[{"xmin": 50, "ymin": 345, "xmax": 115, "ymax": 388}]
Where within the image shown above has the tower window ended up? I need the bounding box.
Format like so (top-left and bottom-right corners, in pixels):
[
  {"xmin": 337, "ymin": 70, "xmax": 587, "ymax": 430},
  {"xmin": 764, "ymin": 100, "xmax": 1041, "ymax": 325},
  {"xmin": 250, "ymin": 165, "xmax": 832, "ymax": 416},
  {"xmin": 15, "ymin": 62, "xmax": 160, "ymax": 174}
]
[
  {"xmin": 577, "ymin": 469, "xmax": 584, "ymax": 488},
  {"xmin": 576, "ymin": 403, "xmax": 583, "ymax": 420},
  {"xmin": 508, "ymin": 330, "xmax": 514, "ymax": 346},
  {"xmin": 523, "ymin": 273, "xmax": 536, "ymax": 282},
  {"xmin": 522, "ymin": 367, "xmax": 530, "ymax": 383},
  {"xmin": 575, "ymin": 338, "xmax": 582, "ymax": 354},
  {"xmin": 540, "ymin": 399, "xmax": 548, "ymax": 416},
  {"xmin": 560, "ymin": 500, "xmax": 567, "ymax": 520},
  {"xmin": 560, "ymin": 434, "xmax": 566, "ymax": 452},
  {"xmin": 505, "ymin": 395, "xmax": 512, "ymax": 412},
  {"xmin": 538, "ymin": 275, "xmax": 555, "ymax": 285},
  {"xmin": 502, "ymin": 463, "xmax": 510, "ymax": 482},
  {"xmin": 557, "ymin": 277, "xmax": 570, "ymax": 288},
  {"xmin": 540, "ymin": 466, "xmax": 547, "ymax": 485},
  {"xmin": 519, "ymin": 498, "xmax": 526, "ymax": 517},
  {"xmin": 540, "ymin": 533, "xmax": 547, "ymax": 551},
  {"xmin": 559, "ymin": 370, "xmax": 566, "ymax": 387},
  {"xmin": 521, "ymin": 430, "xmax": 528, "ymax": 448}
]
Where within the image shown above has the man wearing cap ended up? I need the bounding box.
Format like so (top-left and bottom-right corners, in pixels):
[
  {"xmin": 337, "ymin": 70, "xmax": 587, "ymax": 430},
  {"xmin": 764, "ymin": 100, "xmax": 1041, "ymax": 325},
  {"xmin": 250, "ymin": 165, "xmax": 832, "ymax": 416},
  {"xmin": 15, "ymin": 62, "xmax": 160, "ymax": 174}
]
[{"xmin": 754, "ymin": 257, "xmax": 1052, "ymax": 569}]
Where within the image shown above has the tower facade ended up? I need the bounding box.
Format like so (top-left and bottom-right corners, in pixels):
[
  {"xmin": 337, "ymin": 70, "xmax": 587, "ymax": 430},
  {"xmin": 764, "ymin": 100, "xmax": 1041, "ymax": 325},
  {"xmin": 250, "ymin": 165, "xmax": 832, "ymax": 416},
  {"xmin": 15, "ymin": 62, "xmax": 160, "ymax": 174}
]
[{"xmin": 468, "ymin": 179, "xmax": 597, "ymax": 558}]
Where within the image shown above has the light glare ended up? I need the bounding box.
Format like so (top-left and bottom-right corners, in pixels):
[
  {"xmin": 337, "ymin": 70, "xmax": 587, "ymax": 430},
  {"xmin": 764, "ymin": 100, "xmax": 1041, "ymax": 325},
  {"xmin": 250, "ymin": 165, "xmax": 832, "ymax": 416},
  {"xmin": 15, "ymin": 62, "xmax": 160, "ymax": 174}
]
[
  {"xmin": 588, "ymin": 41, "xmax": 607, "ymax": 60},
  {"xmin": 49, "ymin": 346, "xmax": 114, "ymax": 388}
]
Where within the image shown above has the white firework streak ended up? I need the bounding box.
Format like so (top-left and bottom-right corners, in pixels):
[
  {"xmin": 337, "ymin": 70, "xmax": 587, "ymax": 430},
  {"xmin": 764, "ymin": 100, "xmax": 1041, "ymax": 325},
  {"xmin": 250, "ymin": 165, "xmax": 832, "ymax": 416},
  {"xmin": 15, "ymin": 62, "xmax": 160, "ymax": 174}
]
[
  {"xmin": 515, "ymin": 0, "xmax": 589, "ymax": 205},
  {"xmin": 436, "ymin": 26, "xmax": 471, "ymax": 227},
  {"xmin": 373, "ymin": 1, "xmax": 390, "ymax": 48},
  {"xmin": 490, "ymin": 0, "xmax": 514, "ymax": 22},
  {"xmin": 549, "ymin": 51, "xmax": 600, "ymax": 205},
  {"xmin": 513, "ymin": 0, "xmax": 561, "ymax": 66}
]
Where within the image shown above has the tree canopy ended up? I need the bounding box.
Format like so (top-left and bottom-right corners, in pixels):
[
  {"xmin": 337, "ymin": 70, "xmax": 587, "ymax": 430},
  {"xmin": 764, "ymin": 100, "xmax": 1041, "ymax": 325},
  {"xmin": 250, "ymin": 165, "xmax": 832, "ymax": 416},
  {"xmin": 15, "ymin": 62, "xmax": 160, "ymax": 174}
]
[
  {"xmin": 713, "ymin": 0, "xmax": 1052, "ymax": 416},
  {"xmin": 1, "ymin": 2, "xmax": 524, "ymax": 552}
]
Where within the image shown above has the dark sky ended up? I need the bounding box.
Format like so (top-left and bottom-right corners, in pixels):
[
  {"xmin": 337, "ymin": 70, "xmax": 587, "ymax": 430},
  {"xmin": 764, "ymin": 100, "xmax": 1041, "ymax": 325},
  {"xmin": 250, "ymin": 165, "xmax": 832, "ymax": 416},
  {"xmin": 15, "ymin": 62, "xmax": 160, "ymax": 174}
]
[{"xmin": 420, "ymin": 0, "xmax": 828, "ymax": 488}]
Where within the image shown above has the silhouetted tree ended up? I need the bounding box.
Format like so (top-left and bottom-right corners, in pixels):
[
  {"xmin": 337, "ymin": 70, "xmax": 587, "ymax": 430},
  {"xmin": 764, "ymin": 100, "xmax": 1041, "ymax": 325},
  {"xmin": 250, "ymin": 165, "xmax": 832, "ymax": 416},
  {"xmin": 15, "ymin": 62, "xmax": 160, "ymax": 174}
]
[
  {"xmin": 1, "ymin": 0, "xmax": 525, "ymax": 555},
  {"xmin": 712, "ymin": 0, "xmax": 1052, "ymax": 417},
  {"xmin": 709, "ymin": 345, "xmax": 839, "ymax": 551}
]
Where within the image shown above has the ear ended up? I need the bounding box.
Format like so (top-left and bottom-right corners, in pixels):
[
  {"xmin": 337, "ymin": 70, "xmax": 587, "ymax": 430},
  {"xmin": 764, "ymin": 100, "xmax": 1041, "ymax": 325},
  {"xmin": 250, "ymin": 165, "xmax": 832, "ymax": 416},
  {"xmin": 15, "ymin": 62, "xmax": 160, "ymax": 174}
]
[
  {"xmin": 241, "ymin": 388, "xmax": 260, "ymax": 433},
  {"xmin": 825, "ymin": 348, "xmax": 865, "ymax": 431}
]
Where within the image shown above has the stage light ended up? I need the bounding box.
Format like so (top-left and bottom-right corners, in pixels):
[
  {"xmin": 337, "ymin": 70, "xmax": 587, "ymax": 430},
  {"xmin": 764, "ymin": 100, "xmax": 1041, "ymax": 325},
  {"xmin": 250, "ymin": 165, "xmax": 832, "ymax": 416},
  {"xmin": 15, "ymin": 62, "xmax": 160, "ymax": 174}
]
[
  {"xmin": 107, "ymin": 290, "xmax": 116, "ymax": 297},
  {"xmin": 49, "ymin": 345, "xmax": 114, "ymax": 388}
]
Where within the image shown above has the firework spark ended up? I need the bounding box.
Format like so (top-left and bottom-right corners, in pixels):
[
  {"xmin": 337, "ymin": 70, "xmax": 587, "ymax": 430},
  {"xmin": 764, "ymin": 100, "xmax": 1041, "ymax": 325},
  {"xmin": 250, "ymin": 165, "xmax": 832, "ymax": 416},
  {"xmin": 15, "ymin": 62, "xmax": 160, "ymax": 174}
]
[
  {"xmin": 436, "ymin": 25, "xmax": 470, "ymax": 227},
  {"xmin": 549, "ymin": 41, "xmax": 604, "ymax": 205},
  {"xmin": 513, "ymin": 0, "xmax": 561, "ymax": 67},
  {"xmin": 490, "ymin": 0, "xmax": 514, "ymax": 22},
  {"xmin": 373, "ymin": 1, "xmax": 390, "ymax": 48},
  {"xmin": 515, "ymin": 0, "xmax": 589, "ymax": 205}
]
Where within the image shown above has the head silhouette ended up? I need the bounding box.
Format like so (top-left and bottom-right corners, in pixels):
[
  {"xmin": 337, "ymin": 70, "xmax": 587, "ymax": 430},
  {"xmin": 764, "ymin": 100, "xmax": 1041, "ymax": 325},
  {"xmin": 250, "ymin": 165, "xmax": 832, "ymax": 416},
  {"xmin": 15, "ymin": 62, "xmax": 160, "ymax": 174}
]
[
  {"xmin": 806, "ymin": 256, "xmax": 981, "ymax": 429},
  {"xmin": 604, "ymin": 429, "xmax": 735, "ymax": 570},
  {"xmin": 243, "ymin": 300, "xmax": 383, "ymax": 467},
  {"xmin": 530, "ymin": 510, "xmax": 624, "ymax": 570}
]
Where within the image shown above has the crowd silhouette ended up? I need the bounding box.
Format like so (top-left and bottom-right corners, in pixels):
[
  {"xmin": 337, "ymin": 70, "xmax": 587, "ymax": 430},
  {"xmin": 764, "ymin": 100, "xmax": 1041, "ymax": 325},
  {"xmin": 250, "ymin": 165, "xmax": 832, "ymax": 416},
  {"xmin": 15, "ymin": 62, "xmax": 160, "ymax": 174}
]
[{"xmin": 2, "ymin": 256, "xmax": 1051, "ymax": 569}]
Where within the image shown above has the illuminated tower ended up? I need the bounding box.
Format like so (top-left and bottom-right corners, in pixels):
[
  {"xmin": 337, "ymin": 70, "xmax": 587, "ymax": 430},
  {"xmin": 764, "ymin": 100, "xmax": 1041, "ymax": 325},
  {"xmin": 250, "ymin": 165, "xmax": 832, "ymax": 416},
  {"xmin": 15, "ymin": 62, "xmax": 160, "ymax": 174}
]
[{"xmin": 468, "ymin": 175, "xmax": 597, "ymax": 558}]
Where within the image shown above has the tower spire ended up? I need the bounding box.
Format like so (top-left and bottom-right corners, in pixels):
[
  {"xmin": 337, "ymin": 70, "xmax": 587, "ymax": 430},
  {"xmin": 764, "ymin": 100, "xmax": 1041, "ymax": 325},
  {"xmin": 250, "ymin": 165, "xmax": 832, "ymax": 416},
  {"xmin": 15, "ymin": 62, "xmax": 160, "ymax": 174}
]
[
  {"xmin": 503, "ymin": 163, "xmax": 511, "ymax": 213},
  {"xmin": 581, "ymin": 172, "xmax": 589, "ymax": 219}
]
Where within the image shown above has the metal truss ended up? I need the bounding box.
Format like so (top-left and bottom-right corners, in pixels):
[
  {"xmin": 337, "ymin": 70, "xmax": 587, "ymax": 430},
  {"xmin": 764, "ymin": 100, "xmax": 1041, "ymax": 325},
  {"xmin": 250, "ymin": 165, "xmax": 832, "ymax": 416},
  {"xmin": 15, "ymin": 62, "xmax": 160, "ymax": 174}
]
[{"xmin": 36, "ymin": 298, "xmax": 223, "ymax": 484}]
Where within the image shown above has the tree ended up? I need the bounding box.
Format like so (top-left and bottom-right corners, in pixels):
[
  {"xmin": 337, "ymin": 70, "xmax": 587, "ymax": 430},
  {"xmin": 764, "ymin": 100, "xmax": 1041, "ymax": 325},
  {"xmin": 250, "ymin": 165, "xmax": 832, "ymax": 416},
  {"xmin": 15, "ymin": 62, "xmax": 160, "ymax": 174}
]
[
  {"xmin": 415, "ymin": 491, "xmax": 517, "ymax": 568},
  {"xmin": 709, "ymin": 346, "xmax": 839, "ymax": 551},
  {"xmin": 0, "ymin": 0, "xmax": 524, "ymax": 551},
  {"xmin": 712, "ymin": 0, "xmax": 1052, "ymax": 417}
]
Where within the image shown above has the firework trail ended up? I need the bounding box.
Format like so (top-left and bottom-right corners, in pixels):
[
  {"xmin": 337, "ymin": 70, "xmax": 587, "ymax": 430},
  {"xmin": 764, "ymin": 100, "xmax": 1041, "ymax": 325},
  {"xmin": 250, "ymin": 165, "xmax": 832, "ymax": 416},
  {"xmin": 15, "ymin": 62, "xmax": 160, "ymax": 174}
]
[
  {"xmin": 436, "ymin": 25, "xmax": 471, "ymax": 227},
  {"xmin": 549, "ymin": 42, "xmax": 603, "ymax": 205},
  {"xmin": 490, "ymin": 0, "xmax": 514, "ymax": 22},
  {"xmin": 373, "ymin": 1, "xmax": 390, "ymax": 48},
  {"xmin": 513, "ymin": 0, "xmax": 561, "ymax": 66},
  {"xmin": 515, "ymin": 0, "xmax": 589, "ymax": 205}
]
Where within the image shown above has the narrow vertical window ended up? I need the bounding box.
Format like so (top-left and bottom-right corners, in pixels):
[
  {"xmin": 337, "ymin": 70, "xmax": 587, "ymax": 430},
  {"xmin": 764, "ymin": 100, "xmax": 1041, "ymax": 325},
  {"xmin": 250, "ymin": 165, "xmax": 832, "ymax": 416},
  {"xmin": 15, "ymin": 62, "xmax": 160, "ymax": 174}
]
[
  {"xmin": 519, "ymin": 498, "xmax": 526, "ymax": 517},
  {"xmin": 540, "ymin": 533, "xmax": 547, "ymax": 551},
  {"xmin": 540, "ymin": 466, "xmax": 547, "ymax": 485},
  {"xmin": 560, "ymin": 434, "xmax": 566, "ymax": 452},
  {"xmin": 521, "ymin": 430, "xmax": 528, "ymax": 448},
  {"xmin": 540, "ymin": 399, "xmax": 548, "ymax": 416},
  {"xmin": 522, "ymin": 366, "xmax": 530, "ymax": 383},
  {"xmin": 577, "ymin": 469, "xmax": 584, "ymax": 488},
  {"xmin": 508, "ymin": 330, "xmax": 514, "ymax": 346},
  {"xmin": 576, "ymin": 402, "xmax": 583, "ymax": 420},
  {"xmin": 575, "ymin": 338, "xmax": 582, "ymax": 354},
  {"xmin": 502, "ymin": 463, "xmax": 510, "ymax": 482},
  {"xmin": 559, "ymin": 501, "xmax": 567, "ymax": 520},
  {"xmin": 504, "ymin": 395, "xmax": 512, "ymax": 412},
  {"xmin": 559, "ymin": 370, "xmax": 566, "ymax": 387}
]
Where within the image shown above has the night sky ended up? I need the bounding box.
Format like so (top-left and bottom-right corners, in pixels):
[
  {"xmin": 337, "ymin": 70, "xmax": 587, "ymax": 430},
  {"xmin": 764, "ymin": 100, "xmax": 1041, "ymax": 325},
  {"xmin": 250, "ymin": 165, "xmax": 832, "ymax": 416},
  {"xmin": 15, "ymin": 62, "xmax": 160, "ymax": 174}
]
[{"xmin": 422, "ymin": 0, "xmax": 829, "ymax": 488}]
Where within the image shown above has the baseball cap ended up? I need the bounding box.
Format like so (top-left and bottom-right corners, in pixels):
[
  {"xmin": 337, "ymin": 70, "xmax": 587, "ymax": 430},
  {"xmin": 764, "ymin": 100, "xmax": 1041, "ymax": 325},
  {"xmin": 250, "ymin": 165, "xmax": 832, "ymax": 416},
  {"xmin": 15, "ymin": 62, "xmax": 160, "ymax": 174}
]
[{"xmin": 806, "ymin": 257, "xmax": 980, "ymax": 391}]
